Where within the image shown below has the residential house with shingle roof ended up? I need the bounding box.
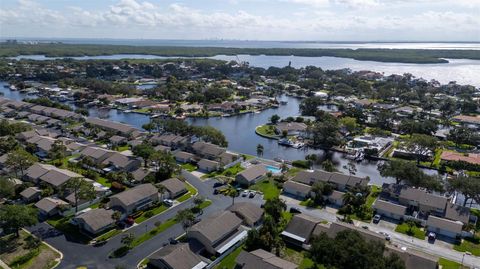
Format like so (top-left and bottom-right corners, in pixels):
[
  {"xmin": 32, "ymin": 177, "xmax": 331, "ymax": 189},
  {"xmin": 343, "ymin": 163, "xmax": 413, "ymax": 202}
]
[
  {"xmin": 73, "ymin": 208, "xmax": 116, "ymax": 235},
  {"xmin": 192, "ymin": 141, "xmax": 226, "ymax": 160},
  {"xmin": 235, "ymin": 164, "xmax": 268, "ymax": 186},
  {"xmin": 373, "ymin": 199, "xmax": 407, "ymax": 220},
  {"xmin": 101, "ymin": 152, "xmax": 142, "ymax": 172},
  {"xmin": 109, "ymin": 183, "xmax": 159, "ymax": 215},
  {"xmin": 282, "ymin": 180, "xmax": 312, "ymax": 199},
  {"xmin": 187, "ymin": 211, "xmax": 245, "ymax": 255},
  {"xmin": 426, "ymin": 215, "xmax": 463, "ymax": 238},
  {"xmin": 228, "ymin": 202, "xmax": 264, "ymax": 227},
  {"xmin": 197, "ymin": 159, "xmax": 220, "ymax": 172},
  {"xmin": 20, "ymin": 187, "xmax": 42, "ymax": 202},
  {"xmin": 23, "ymin": 163, "xmax": 56, "ymax": 183},
  {"xmin": 159, "ymin": 178, "xmax": 187, "ymax": 199},
  {"xmin": 149, "ymin": 244, "xmax": 207, "ymax": 269},
  {"xmin": 35, "ymin": 197, "xmax": 69, "ymax": 217},
  {"xmin": 235, "ymin": 249, "xmax": 298, "ymax": 269},
  {"xmin": 281, "ymin": 214, "xmax": 322, "ymax": 247}
]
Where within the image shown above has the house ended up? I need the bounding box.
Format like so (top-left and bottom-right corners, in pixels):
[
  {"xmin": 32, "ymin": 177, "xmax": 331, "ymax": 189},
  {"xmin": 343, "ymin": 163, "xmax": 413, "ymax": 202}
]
[
  {"xmin": 152, "ymin": 134, "xmax": 188, "ymax": 149},
  {"xmin": 197, "ymin": 159, "xmax": 220, "ymax": 172},
  {"xmin": 312, "ymin": 221, "xmax": 385, "ymax": 244},
  {"xmin": 426, "ymin": 215, "xmax": 463, "ymax": 238},
  {"xmin": 0, "ymin": 153, "xmax": 9, "ymax": 171},
  {"xmin": 275, "ymin": 122, "xmax": 307, "ymax": 136},
  {"xmin": 444, "ymin": 203, "xmax": 471, "ymax": 224},
  {"xmin": 187, "ymin": 211, "xmax": 245, "ymax": 255},
  {"xmin": 373, "ymin": 199, "xmax": 407, "ymax": 220},
  {"xmin": 452, "ymin": 114, "xmax": 480, "ymax": 128},
  {"xmin": 80, "ymin": 146, "xmax": 114, "ymax": 164},
  {"xmin": 109, "ymin": 183, "xmax": 159, "ymax": 215},
  {"xmin": 109, "ymin": 135, "xmax": 127, "ymax": 146},
  {"xmin": 20, "ymin": 187, "xmax": 42, "ymax": 203},
  {"xmin": 73, "ymin": 208, "xmax": 116, "ymax": 235},
  {"xmin": 24, "ymin": 163, "xmax": 56, "ymax": 183},
  {"xmin": 235, "ymin": 165, "xmax": 268, "ymax": 186},
  {"xmin": 149, "ymin": 244, "xmax": 207, "ymax": 269},
  {"xmin": 101, "ymin": 152, "xmax": 142, "ymax": 172},
  {"xmin": 154, "ymin": 145, "xmax": 171, "ymax": 153},
  {"xmin": 282, "ymin": 180, "xmax": 311, "ymax": 199},
  {"xmin": 86, "ymin": 117, "xmax": 139, "ymax": 136},
  {"xmin": 39, "ymin": 168, "xmax": 84, "ymax": 189},
  {"xmin": 384, "ymin": 245, "xmax": 438, "ymax": 269},
  {"xmin": 219, "ymin": 152, "xmax": 239, "ymax": 166},
  {"xmin": 281, "ymin": 214, "xmax": 321, "ymax": 247},
  {"xmin": 192, "ymin": 141, "xmax": 226, "ymax": 160},
  {"xmin": 20, "ymin": 187, "xmax": 42, "ymax": 202},
  {"xmin": 131, "ymin": 168, "xmax": 151, "ymax": 183},
  {"xmin": 382, "ymin": 184, "xmax": 448, "ymax": 216},
  {"xmin": 159, "ymin": 178, "xmax": 187, "ymax": 199},
  {"xmin": 235, "ymin": 249, "xmax": 298, "ymax": 269},
  {"xmin": 35, "ymin": 197, "xmax": 69, "ymax": 217},
  {"xmin": 174, "ymin": 151, "xmax": 195, "ymax": 163},
  {"xmin": 228, "ymin": 202, "xmax": 264, "ymax": 227},
  {"xmin": 326, "ymin": 190, "xmax": 345, "ymax": 207},
  {"xmin": 291, "ymin": 170, "xmax": 368, "ymax": 191}
]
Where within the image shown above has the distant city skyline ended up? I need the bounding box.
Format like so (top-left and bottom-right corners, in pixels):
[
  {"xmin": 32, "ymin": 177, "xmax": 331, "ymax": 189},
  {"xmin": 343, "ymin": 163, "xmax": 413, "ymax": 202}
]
[{"xmin": 1, "ymin": 0, "xmax": 479, "ymax": 42}]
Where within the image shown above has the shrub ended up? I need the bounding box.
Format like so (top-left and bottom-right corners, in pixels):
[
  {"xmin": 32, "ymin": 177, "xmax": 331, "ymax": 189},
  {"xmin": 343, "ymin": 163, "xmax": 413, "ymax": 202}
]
[
  {"xmin": 144, "ymin": 211, "xmax": 154, "ymax": 218},
  {"xmin": 111, "ymin": 246, "xmax": 130, "ymax": 258},
  {"xmin": 292, "ymin": 160, "xmax": 310, "ymax": 169},
  {"xmin": 9, "ymin": 248, "xmax": 40, "ymax": 267},
  {"xmin": 110, "ymin": 182, "xmax": 126, "ymax": 192},
  {"xmin": 154, "ymin": 221, "xmax": 162, "ymax": 227}
]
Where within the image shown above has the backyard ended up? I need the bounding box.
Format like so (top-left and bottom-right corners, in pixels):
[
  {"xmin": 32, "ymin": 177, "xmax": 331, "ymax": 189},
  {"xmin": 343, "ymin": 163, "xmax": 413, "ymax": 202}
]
[
  {"xmin": 0, "ymin": 230, "xmax": 60, "ymax": 269},
  {"xmin": 249, "ymin": 178, "xmax": 280, "ymax": 200},
  {"xmin": 201, "ymin": 163, "xmax": 245, "ymax": 179}
]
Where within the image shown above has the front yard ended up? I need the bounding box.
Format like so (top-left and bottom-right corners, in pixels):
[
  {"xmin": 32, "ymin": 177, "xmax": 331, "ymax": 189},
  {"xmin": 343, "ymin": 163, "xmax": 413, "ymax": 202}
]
[
  {"xmin": 394, "ymin": 222, "xmax": 425, "ymax": 240},
  {"xmin": 177, "ymin": 182, "xmax": 198, "ymax": 202},
  {"xmin": 438, "ymin": 258, "xmax": 469, "ymax": 269},
  {"xmin": 46, "ymin": 216, "xmax": 91, "ymax": 244},
  {"xmin": 453, "ymin": 236, "xmax": 480, "ymax": 256},
  {"xmin": 181, "ymin": 163, "xmax": 198, "ymax": 172},
  {"xmin": 201, "ymin": 163, "xmax": 245, "ymax": 179},
  {"xmin": 249, "ymin": 178, "xmax": 280, "ymax": 200},
  {"xmin": 0, "ymin": 230, "xmax": 60, "ymax": 269}
]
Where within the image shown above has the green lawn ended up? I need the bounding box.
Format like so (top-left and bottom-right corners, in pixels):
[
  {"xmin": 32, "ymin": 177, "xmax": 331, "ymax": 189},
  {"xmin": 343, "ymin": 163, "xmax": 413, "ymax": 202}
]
[
  {"xmin": 176, "ymin": 182, "xmax": 198, "ymax": 202},
  {"xmin": 131, "ymin": 218, "xmax": 177, "ymax": 248},
  {"xmin": 96, "ymin": 176, "xmax": 112, "ymax": 188},
  {"xmin": 395, "ymin": 222, "xmax": 425, "ymax": 240},
  {"xmin": 181, "ymin": 163, "xmax": 197, "ymax": 172},
  {"xmin": 95, "ymin": 229, "xmax": 122, "ymax": 241},
  {"xmin": 116, "ymin": 145, "xmax": 130, "ymax": 152},
  {"xmin": 214, "ymin": 244, "xmax": 245, "ymax": 269},
  {"xmin": 366, "ymin": 185, "xmax": 381, "ymax": 207},
  {"xmin": 135, "ymin": 204, "xmax": 168, "ymax": 224},
  {"xmin": 438, "ymin": 258, "xmax": 468, "ymax": 269},
  {"xmin": 453, "ymin": 236, "xmax": 480, "ymax": 256},
  {"xmin": 201, "ymin": 163, "xmax": 245, "ymax": 179},
  {"xmin": 249, "ymin": 178, "xmax": 280, "ymax": 200},
  {"xmin": 255, "ymin": 125, "xmax": 278, "ymax": 139}
]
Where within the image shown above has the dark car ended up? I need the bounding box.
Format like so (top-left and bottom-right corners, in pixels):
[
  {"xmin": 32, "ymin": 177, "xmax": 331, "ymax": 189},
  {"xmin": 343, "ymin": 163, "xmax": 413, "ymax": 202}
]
[
  {"xmin": 169, "ymin": 237, "xmax": 178, "ymax": 244},
  {"xmin": 248, "ymin": 191, "xmax": 256, "ymax": 198},
  {"xmin": 428, "ymin": 232, "xmax": 436, "ymax": 242},
  {"xmin": 289, "ymin": 207, "xmax": 302, "ymax": 214},
  {"xmin": 373, "ymin": 214, "xmax": 381, "ymax": 224},
  {"xmin": 213, "ymin": 189, "xmax": 219, "ymax": 195},
  {"xmin": 213, "ymin": 182, "xmax": 224, "ymax": 188}
]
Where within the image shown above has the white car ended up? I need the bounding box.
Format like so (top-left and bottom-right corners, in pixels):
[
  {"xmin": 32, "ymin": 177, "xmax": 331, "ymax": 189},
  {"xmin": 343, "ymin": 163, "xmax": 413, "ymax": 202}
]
[
  {"xmin": 242, "ymin": 190, "xmax": 249, "ymax": 197},
  {"xmin": 163, "ymin": 199, "xmax": 174, "ymax": 206}
]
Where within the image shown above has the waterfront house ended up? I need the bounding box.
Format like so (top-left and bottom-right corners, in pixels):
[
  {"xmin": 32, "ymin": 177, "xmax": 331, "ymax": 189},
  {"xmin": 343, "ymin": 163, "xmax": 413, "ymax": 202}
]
[
  {"xmin": 282, "ymin": 180, "xmax": 311, "ymax": 200},
  {"xmin": 235, "ymin": 164, "xmax": 268, "ymax": 186},
  {"xmin": 109, "ymin": 183, "xmax": 159, "ymax": 215},
  {"xmin": 192, "ymin": 141, "xmax": 226, "ymax": 160},
  {"xmin": 275, "ymin": 122, "xmax": 307, "ymax": 136}
]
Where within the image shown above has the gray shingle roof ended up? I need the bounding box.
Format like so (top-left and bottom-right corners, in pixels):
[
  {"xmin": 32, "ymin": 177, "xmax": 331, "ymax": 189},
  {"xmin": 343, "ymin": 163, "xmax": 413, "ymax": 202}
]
[
  {"xmin": 75, "ymin": 208, "xmax": 116, "ymax": 232},
  {"xmin": 150, "ymin": 244, "xmax": 204, "ymax": 269},
  {"xmin": 228, "ymin": 202, "xmax": 264, "ymax": 225},
  {"xmin": 189, "ymin": 211, "xmax": 242, "ymax": 243},
  {"xmin": 159, "ymin": 178, "xmax": 186, "ymax": 195},
  {"xmin": 110, "ymin": 183, "xmax": 158, "ymax": 207}
]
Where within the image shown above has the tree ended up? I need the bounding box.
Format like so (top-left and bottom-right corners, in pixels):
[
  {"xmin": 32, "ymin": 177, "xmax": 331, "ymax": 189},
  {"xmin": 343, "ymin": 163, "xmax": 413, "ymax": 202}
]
[
  {"xmin": 311, "ymin": 181, "xmax": 333, "ymax": 205},
  {"xmin": 404, "ymin": 134, "xmax": 438, "ymax": 164},
  {"xmin": 448, "ymin": 126, "xmax": 480, "ymax": 147},
  {"xmin": 300, "ymin": 97, "xmax": 324, "ymax": 116},
  {"xmin": 112, "ymin": 211, "xmax": 122, "ymax": 222},
  {"xmin": 307, "ymin": 113, "xmax": 342, "ymax": 148},
  {"xmin": 0, "ymin": 136, "xmax": 19, "ymax": 154},
  {"xmin": 49, "ymin": 140, "xmax": 67, "ymax": 160},
  {"xmin": 448, "ymin": 176, "xmax": 480, "ymax": 207},
  {"xmin": 256, "ymin": 144, "xmax": 264, "ymax": 157},
  {"xmin": 133, "ymin": 143, "xmax": 155, "ymax": 167},
  {"xmin": 0, "ymin": 178, "xmax": 15, "ymax": 199},
  {"xmin": 121, "ymin": 233, "xmax": 135, "ymax": 248},
  {"xmin": 176, "ymin": 209, "xmax": 195, "ymax": 231},
  {"xmin": 155, "ymin": 184, "xmax": 167, "ymax": 201},
  {"xmin": 339, "ymin": 117, "xmax": 358, "ymax": 134},
  {"xmin": 378, "ymin": 159, "xmax": 442, "ymax": 191},
  {"xmin": 223, "ymin": 185, "xmax": 238, "ymax": 205},
  {"xmin": 5, "ymin": 148, "xmax": 37, "ymax": 177},
  {"xmin": 62, "ymin": 177, "xmax": 96, "ymax": 213},
  {"xmin": 150, "ymin": 151, "xmax": 180, "ymax": 181},
  {"xmin": 321, "ymin": 159, "xmax": 335, "ymax": 172},
  {"xmin": 0, "ymin": 205, "xmax": 38, "ymax": 237},
  {"xmin": 270, "ymin": 114, "xmax": 280, "ymax": 125},
  {"xmin": 142, "ymin": 122, "xmax": 155, "ymax": 134},
  {"xmin": 263, "ymin": 197, "xmax": 286, "ymax": 222}
]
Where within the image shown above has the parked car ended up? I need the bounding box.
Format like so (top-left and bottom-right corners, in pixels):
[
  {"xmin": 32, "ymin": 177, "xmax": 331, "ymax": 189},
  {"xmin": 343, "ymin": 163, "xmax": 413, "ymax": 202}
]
[
  {"xmin": 125, "ymin": 217, "xmax": 134, "ymax": 226},
  {"xmin": 428, "ymin": 232, "xmax": 436, "ymax": 242},
  {"xmin": 248, "ymin": 191, "xmax": 256, "ymax": 198},
  {"xmin": 373, "ymin": 214, "xmax": 381, "ymax": 224},
  {"xmin": 169, "ymin": 237, "xmax": 178, "ymax": 244},
  {"xmin": 213, "ymin": 182, "xmax": 224, "ymax": 188},
  {"xmin": 163, "ymin": 199, "xmax": 174, "ymax": 207},
  {"xmin": 289, "ymin": 207, "xmax": 302, "ymax": 214},
  {"xmin": 242, "ymin": 190, "xmax": 249, "ymax": 197}
]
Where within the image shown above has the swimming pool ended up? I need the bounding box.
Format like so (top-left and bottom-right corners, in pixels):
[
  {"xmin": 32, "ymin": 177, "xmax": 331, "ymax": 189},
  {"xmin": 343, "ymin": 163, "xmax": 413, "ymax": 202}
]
[{"xmin": 266, "ymin": 165, "xmax": 282, "ymax": 174}]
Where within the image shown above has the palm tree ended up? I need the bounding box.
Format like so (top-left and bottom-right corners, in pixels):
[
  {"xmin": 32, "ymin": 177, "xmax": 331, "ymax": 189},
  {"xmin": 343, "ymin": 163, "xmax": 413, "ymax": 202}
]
[
  {"xmin": 176, "ymin": 209, "xmax": 195, "ymax": 232},
  {"xmin": 223, "ymin": 185, "xmax": 238, "ymax": 205},
  {"xmin": 155, "ymin": 184, "xmax": 167, "ymax": 202},
  {"xmin": 342, "ymin": 191, "xmax": 356, "ymax": 206}
]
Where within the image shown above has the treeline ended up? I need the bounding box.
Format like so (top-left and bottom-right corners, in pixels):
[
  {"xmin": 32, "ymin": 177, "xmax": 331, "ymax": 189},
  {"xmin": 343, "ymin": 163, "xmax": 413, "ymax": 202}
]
[{"xmin": 2, "ymin": 43, "xmax": 480, "ymax": 63}]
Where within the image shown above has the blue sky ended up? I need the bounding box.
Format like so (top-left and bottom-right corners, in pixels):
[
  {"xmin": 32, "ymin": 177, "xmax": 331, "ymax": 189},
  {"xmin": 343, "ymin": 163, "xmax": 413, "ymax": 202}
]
[{"xmin": 1, "ymin": 0, "xmax": 479, "ymax": 41}]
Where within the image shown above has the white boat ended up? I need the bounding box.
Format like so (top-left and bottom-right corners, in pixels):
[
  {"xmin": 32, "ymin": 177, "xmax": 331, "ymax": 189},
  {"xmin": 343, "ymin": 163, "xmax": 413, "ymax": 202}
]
[{"xmin": 9, "ymin": 85, "xmax": 17, "ymax": 91}]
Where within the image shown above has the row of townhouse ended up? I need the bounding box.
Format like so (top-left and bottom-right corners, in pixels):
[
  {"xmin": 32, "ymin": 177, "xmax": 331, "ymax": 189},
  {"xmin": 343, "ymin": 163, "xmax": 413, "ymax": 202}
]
[
  {"xmin": 282, "ymin": 169, "xmax": 370, "ymax": 206},
  {"xmin": 373, "ymin": 183, "xmax": 477, "ymax": 239}
]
